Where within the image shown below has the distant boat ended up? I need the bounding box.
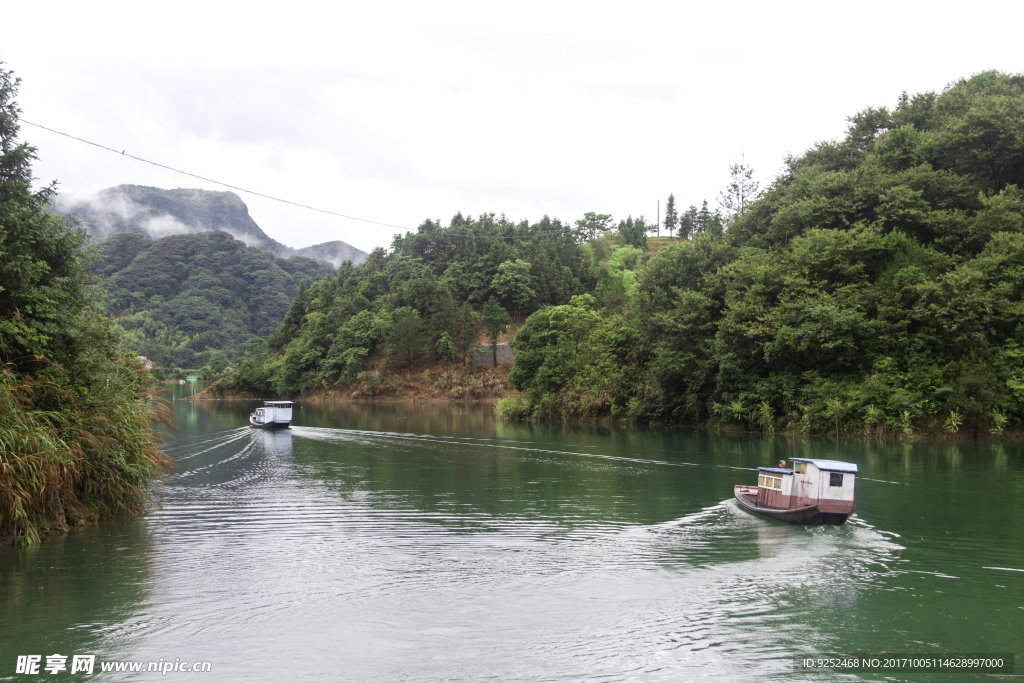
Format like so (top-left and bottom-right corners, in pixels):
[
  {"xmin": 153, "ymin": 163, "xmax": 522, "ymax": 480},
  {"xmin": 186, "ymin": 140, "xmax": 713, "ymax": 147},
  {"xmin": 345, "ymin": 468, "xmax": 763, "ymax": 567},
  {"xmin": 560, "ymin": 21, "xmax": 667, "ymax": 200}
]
[
  {"xmin": 734, "ymin": 458, "xmax": 857, "ymax": 525},
  {"xmin": 249, "ymin": 401, "xmax": 294, "ymax": 429}
]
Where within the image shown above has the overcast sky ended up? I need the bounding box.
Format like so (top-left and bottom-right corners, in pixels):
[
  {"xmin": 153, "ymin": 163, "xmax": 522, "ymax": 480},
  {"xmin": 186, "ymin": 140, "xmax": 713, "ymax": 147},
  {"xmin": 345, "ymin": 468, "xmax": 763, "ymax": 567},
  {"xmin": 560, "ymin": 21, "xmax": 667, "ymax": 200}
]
[{"xmin": 3, "ymin": 1, "xmax": 1023, "ymax": 253}]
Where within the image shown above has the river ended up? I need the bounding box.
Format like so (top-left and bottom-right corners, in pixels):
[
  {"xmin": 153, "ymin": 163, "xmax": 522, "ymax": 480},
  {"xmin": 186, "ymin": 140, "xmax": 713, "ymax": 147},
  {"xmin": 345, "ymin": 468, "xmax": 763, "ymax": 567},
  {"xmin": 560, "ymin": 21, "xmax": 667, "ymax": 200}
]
[{"xmin": 1, "ymin": 382, "xmax": 1021, "ymax": 681}]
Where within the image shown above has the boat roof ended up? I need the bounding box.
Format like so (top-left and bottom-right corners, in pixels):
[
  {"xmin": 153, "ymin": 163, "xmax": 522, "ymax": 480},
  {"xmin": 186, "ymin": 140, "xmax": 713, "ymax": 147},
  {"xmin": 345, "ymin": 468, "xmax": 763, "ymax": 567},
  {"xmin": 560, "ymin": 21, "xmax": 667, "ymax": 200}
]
[
  {"xmin": 758, "ymin": 467, "xmax": 792, "ymax": 474},
  {"xmin": 263, "ymin": 401, "xmax": 294, "ymax": 406},
  {"xmin": 791, "ymin": 458, "xmax": 858, "ymax": 473}
]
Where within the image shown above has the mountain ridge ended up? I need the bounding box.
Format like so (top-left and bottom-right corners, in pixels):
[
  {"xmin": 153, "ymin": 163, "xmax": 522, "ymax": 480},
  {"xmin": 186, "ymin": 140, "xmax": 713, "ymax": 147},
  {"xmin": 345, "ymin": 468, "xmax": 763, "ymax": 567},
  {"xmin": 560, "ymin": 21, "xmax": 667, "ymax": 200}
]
[{"xmin": 52, "ymin": 184, "xmax": 367, "ymax": 267}]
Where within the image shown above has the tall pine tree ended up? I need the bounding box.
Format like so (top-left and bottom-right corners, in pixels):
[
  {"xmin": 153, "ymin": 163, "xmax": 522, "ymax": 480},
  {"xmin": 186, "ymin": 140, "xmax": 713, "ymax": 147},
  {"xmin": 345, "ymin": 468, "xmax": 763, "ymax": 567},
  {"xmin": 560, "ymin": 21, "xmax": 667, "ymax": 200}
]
[
  {"xmin": 663, "ymin": 194, "xmax": 678, "ymax": 239},
  {"xmin": 718, "ymin": 155, "xmax": 761, "ymax": 222}
]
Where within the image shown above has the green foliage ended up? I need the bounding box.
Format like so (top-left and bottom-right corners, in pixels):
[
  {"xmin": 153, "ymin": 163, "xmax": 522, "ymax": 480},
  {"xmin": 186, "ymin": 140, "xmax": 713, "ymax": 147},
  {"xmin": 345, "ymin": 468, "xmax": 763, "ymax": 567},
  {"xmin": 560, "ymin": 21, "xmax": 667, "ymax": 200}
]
[
  {"xmin": 231, "ymin": 210, "xmax": 590, "ymax": 394},
  {"xmin": 491, "ymin": 259, "xmax": 535, "ymax": 317},
  {"xmin": 581, "ymin": 235, "xmax": 645, "ymax": 309},
  {"xmin": 574, "ymin": 212, "xmax": 612, "ymax": 241},
  {"xmin": 663, "ymin": 195, "xmax": 678, "ymax": 238},
  {"xmin": 97, "ymin": 230, "xmax": 334, "ymax": 368},
  {"xmin": 616, "ymin": 216, "xmax": 650, "ymax": 250},
  {"xmin": 718, "ymin": 157, "xmax": 761, "ymax": 223},
  {"xmin": 435, "ymin": 331, "xmax": 456, "ymax": 365},
  {"xmin": 0, "ymin": 63, "xmax": 173, "ymax": 545},
  {"xmin": 494, "ymin": 396, "xmax": 532, "ymax": 420},
  {"xmin": 510, "ymin": 294, "xmax": 601, "ymax": 395},
  {"xmin": 387, "ymin": 307, "xmax": 424, "ymax": 373},
  {"xmin": 504, "ymin": 71, "xmax": 1024, "ymax": 435}
]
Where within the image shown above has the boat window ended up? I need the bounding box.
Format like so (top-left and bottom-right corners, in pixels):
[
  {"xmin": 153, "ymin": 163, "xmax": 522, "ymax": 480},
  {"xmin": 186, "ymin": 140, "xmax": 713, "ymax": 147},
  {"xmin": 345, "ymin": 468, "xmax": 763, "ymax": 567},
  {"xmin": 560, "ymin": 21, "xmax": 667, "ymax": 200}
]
[
  {"xmin": 758, "ymin": 475, "xmax": 766, "ymax": 487},
  {"xmin": 773, "ymin": 477, "xmax": 782, "ymax": 490},
  {"xmin": 830, "ymin": 473, "xmax": 843, "ymax": 487},
  {"xmin": 794, "ymin": 462, "xmax": 807, "ymax": 474}
]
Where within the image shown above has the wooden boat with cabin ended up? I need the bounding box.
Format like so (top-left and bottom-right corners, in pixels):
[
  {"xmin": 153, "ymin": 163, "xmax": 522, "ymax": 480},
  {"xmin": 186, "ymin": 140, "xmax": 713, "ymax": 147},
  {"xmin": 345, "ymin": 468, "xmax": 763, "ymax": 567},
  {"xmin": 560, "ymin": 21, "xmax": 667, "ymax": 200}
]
[
  {"xmin": 249, "ymin": 401, "xmax": 294, "ymax": 429},
  {"xmin": 734, "ymin": 458, "xmax": 857, "ymax": 525}
]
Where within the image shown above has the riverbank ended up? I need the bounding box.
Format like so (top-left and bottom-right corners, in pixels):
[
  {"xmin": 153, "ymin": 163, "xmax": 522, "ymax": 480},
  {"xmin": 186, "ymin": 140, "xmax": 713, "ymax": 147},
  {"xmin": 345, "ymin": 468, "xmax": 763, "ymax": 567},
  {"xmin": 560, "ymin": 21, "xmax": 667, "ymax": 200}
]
[{"xmin": 188, "ymin": 360, "xmax": 518, "ymax": 403}]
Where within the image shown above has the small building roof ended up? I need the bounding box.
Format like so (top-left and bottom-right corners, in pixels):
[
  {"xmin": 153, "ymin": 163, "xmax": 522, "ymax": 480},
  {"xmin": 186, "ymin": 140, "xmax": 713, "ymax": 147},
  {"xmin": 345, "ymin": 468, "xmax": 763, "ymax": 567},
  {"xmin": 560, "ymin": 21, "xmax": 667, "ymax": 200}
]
[
  {"xmin": 758, "ymin": 467, "xmax": 792, "ymax": 474},
  {"xmin": 791, "ymin": 458, "xmax": 858, "ymax": 473}
]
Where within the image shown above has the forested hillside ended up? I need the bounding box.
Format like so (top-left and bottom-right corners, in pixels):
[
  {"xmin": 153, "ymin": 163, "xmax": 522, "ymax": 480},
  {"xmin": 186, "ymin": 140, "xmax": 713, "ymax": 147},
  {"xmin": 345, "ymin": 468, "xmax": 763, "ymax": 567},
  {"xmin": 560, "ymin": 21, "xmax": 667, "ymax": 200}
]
[
  {"xmin": 93, "ymin": 230, "xmax": 335, "ymax": 369},
  {"xmin": 510, "ymin": 71, "xmax": 1024, "ymax": 437},
  {"xmin": 230, "ymin": 212, "xmax": 656, "ymax": 395},
  {"xmin": 0, "ymin": 64, "xmax": 172, "ymax": 545}
]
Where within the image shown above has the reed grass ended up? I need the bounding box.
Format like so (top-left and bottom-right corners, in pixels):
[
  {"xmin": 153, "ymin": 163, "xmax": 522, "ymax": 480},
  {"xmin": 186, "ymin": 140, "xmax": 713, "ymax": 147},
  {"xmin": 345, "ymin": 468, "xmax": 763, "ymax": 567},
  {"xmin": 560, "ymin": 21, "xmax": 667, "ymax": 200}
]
[{"xmin": 0, "ymin": 357, "xmax": 175, "ymax": 546}]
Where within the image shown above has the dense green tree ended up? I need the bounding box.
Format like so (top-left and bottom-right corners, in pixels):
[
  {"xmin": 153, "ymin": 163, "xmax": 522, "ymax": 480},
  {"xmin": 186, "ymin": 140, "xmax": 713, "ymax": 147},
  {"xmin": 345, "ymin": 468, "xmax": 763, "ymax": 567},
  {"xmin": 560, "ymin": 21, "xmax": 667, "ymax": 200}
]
[
  {"xmin": 616, "ymin": 216, "xmax": 650, "ymax": 250},
  {"xmin": 0, "ymin": 77, "xmax": 90, "ymax": 370},
  {"xmin": 435, "ymin": 331, "xmax": 456, "ymax": 366},
  {"xmin": 491, "ymin": 259, "xmax": 535, "ymax": 317},
  {"xmin": 509, "ymin": 294, "xmax": 601, "ymax": 397},
  {"xmin": 574, "ymin": 212, "xmax": 612, "ymax": 241},
  {"xmin": 387, "ymin": 307, "xmax": 424, "ymax": 374},
  {"xmin": 236, "ymin": 70, "xmax": 1024, "ymax": 434},
  {"xmin": 679, "ymin": 205, "xmax": 697, "ymax": 240},
  {"xmin": 208, "ymin": 349, "xmax": 229, "ymax": 373}
]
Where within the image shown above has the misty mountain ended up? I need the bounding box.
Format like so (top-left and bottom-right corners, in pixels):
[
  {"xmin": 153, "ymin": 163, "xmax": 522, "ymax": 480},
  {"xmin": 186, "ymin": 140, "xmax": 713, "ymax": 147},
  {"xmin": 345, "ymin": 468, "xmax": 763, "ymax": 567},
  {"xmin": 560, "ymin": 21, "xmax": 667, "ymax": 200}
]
[{"xmin": 52, "ymin": 184, "xmax": 367, "ymax": 267}]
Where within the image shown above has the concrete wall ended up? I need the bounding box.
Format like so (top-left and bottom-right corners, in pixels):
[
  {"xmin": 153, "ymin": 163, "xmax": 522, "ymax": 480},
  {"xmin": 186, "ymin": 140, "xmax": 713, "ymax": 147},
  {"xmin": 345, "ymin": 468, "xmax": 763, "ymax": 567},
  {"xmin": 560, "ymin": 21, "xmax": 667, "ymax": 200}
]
[{"xmin": 473, "ymin": 344, "xmax": 514, "ymax": 366}]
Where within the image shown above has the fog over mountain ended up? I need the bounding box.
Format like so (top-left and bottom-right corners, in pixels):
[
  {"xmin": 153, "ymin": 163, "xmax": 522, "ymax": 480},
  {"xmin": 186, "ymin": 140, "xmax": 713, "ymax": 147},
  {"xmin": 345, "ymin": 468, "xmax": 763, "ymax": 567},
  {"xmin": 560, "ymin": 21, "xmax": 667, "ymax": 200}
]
[{"xmin": 52, "ymin": 185, "xmax": 367, "ymax": 266}]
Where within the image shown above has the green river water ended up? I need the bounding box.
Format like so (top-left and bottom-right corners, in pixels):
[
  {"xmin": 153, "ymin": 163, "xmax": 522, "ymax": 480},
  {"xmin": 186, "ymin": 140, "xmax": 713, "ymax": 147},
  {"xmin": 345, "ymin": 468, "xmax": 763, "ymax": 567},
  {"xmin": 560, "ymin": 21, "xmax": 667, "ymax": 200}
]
[{"xmin": 1, "ymin": 382, "xmax": 1022, "ymax": 681}]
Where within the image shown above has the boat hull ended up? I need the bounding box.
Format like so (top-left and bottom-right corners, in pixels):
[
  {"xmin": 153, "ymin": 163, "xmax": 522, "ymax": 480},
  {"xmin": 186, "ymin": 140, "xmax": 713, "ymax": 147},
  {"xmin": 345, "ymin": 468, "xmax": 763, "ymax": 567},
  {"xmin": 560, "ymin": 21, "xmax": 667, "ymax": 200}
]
[
  {"xmin": 249, "ymin": 416, "xmax": 291, "ymax": 429},
  {"xmin": 734, "ymin": 486, "xmax": 850, "ymax": 525}
]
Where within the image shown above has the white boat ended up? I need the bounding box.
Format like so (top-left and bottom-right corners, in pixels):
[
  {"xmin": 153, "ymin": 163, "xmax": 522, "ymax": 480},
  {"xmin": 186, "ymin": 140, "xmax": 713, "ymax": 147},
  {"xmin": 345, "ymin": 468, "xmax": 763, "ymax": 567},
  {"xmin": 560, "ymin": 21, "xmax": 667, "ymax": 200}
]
[{"xmin": 249, "ymin": 401, "xmax": 294, "ymax": 429}]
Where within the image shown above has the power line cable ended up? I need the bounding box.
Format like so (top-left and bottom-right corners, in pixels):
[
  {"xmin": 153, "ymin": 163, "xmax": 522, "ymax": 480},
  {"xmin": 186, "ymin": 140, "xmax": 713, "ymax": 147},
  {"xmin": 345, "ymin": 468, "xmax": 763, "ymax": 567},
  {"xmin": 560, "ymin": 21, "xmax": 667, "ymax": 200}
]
[
  {"xmin": 22, "ymin": 119, "xmax": 411, "ymax": 230},
  {"xmin": 21, "ymin": 119, "xmax": 583, "ymax": 242}
]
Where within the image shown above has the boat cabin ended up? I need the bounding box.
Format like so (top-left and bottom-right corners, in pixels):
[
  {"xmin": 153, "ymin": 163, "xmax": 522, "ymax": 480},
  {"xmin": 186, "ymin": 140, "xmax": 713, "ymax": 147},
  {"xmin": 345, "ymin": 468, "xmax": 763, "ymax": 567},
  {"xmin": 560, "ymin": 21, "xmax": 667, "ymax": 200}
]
[
  {"xmin": 251, "ymin": 401, "xmax": 294, "ymax": 427},
  {"xmin": 755, "ymin": 458, "xmax": 857, "ymax": 515}
]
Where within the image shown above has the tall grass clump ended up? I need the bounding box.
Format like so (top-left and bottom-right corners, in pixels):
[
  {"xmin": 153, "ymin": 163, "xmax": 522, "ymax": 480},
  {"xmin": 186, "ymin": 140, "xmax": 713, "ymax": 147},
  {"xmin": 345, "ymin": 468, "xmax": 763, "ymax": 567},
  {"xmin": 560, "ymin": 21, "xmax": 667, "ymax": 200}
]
[
  {"xmin": 0, "ymin": 352, "xmax": 174, "ymax": 546},
  {"xmin": 494, "ymin": 396, "xmax": 532, "ymax": 420}
]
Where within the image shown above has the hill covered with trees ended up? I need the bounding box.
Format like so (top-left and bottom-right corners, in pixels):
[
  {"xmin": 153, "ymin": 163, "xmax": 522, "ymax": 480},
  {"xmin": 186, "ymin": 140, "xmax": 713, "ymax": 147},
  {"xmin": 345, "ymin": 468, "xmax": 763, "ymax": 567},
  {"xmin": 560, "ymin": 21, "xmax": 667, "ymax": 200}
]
[
  {"xmin": 508, "ymin": 71, "xmax": 1024, "ymax": 437},
  {"xmin": 92, "ymin": 230, "xmax": 336, "ymax": 370},
  {"xmin": 228, "ymin": 212, "xmax": 660, "ymax": 396}
]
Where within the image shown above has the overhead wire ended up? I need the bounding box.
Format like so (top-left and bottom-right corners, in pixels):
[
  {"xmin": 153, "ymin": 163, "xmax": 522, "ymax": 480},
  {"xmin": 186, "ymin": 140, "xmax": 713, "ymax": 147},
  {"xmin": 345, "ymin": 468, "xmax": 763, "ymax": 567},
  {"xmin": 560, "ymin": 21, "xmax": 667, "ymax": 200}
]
[{"xmin": 21, "ymin": 119, "xmax": 585, "ymax": 242}]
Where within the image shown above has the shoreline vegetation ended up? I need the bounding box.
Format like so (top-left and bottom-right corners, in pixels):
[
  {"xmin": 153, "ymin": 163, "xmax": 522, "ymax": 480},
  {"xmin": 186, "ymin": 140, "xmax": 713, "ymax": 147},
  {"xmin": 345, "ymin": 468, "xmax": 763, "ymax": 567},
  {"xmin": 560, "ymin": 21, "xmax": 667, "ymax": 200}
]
[
  {"xmin": 192, "ymin": 359, "xmax": 517, "ymax": 403},
  {"xmin": 0, "ymin": 64, "xmax": 174, "ymax": 546}
]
